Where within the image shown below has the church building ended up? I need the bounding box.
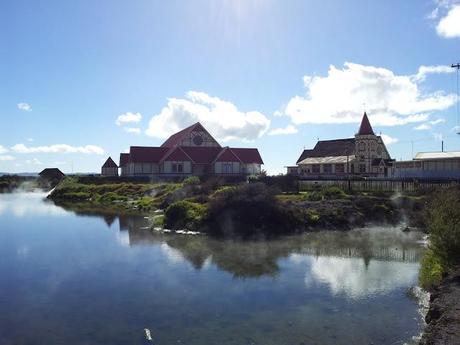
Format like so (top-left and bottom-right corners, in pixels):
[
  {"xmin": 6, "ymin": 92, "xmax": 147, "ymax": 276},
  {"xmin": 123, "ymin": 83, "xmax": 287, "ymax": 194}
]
[
  {"xmin": 290, "ymin": 113, "xmax": 393, "ymax": 178},
  {"xmin": 109, "ymin": 122, "xmax": 263, "ymax": 178}
]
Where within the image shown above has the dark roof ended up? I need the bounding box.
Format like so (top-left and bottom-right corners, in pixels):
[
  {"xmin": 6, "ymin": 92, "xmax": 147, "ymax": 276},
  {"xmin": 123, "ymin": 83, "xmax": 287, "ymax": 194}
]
[
  {"xmin": 296, "ymin": 149, "xmax": 314, "ymax": 163},
  {"xmin": 124, "ymin": 145, "xmax": 264, "ymax": 165},
  {"xmin": 160, "ymin": 122, "xmax": 221, "ymax": 148},
  {"xmin": 231, "ymin": 148, "xmax": 264, "ymax": 164},
  {"xmin": 39, "ymin": 168, "xmax": 65, "ymax": 178},
  {"xmin": 102, "ymin": 157, "xmax": 118, "ymax": 168},
  {"xmin": 129, "ymin": 146, "xmax": 169, "ymax": 163},
  {"xmin": 312, "ymin": 138, "xmax": 356, "ymax": 157},
  {"xmin": 119, "ymin": 153, "xmax": 130, "ymax": 167},
  {"xmin": 181, "ymin": 146, "xmax": 222, "ymax": 164},
  {"xmin": 297, "ymin": 138, "xmax": 356, "ymax": 162},
  {"xmin": 161, "ymin": 147, "xmax": 192, "ymax": 162},
  {"xmin": 216, "ymin": 148, "xmax": 241, "ymax": 163},
  {"xmin": 357, "ymin": 112, "xmax": 375, "ymax": 135}
]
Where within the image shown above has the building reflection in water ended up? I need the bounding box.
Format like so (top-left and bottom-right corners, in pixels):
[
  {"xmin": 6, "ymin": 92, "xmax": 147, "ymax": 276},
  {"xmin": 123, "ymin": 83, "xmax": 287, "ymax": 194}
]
[{"xmin": 61, "ymin": 204, "xmax": 425, "ymax": 298}]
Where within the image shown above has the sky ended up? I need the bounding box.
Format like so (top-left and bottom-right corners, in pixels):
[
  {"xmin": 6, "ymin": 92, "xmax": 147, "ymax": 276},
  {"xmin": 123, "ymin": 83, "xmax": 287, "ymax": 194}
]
[{"xmin": 1, "ymin": 0, "xmax": 460, "ymax": 175}]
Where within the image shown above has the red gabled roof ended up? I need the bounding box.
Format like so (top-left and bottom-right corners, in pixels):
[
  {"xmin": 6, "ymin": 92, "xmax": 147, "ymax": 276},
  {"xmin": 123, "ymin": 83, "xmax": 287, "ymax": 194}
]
[
  {"xmin": 160, "ymin": 122, "xmax": 221, "ymax": 148},
  {"xmin": 215, "ymin": 147, "xmax": 242, "ymax": 163},
  {"xmin": 102, "ymin": 157, "xmax": 118, "ymax": 168},
  {"xmin": 119, "ymin": 153, "xmax": 130, "ymax": 167},
  {"xmin": 161, "ymin": 146, "xmax": 193, "ymax": 162},
  {"xmin": 181, "ymin": 146, "xmax": 222, "ymax": 164},
  {"xmin": 129, "ymin": 146, "xmax": 169, "ymax": 163},
  {"xmin": 357, "ymin": 112, "xmax": 374, "ymax": 135},
  {"xmin": 231, "ymin": 148, "xmax": 264, "ymax": 164}
]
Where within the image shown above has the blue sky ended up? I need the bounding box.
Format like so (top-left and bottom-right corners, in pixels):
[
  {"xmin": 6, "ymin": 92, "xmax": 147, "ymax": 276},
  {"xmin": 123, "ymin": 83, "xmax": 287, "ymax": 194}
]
[{"xmin": 1, "ymin": 0, "xmax": 460, "ymax": 174}]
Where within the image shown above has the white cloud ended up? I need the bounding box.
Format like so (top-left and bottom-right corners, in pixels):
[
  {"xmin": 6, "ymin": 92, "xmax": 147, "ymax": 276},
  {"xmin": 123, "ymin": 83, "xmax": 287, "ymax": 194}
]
[
  {"xmin": 0, "ymin": 145, "xmax": 8, "ymax": 154},
  {"xmin": 25, "ymin": 158, "xmax": 43, "ymax": 165},
  {"xmin": 11, "ymin": 144, "xmax": 105, "ymax": 155},
  {"xmin": 146, "ymin": 91, "xmax": 270, "ymax": 142},
  {"xmin": 430, "ymin": 118, "xmax": 446, "ymax": 125},
  {"xmin": 380, "ymin": 134, "xmax": 398, "ymax": 145},
  {"xmin": 17, "ymin": 102, "xmax": 32, "ymax": 111},
  {"xmin": 415, "ymin": 65, "xmax": 454, "ymax": 81},
  {"xmin": 0, "ymin": 155, "xmax": 15, "ymax": 161},
  {"xmin": 268, "ymin": 125, "xmax": 298, "ymax": 136},
  {"xmin": 27, "ymin": 138, "xmax": 34, "ymax": 142},
  {"xmin": 283, "ymin": 62, "xmax": 456, "ymax": 127},
  {"xmin": 413, "ymin": 118, "xmax": 445, "ymax": 130},
  {"xmin": 436, "ymin": 5, "xmax": 460, "ymax": 38},
  {"xmin": 414, "ymin": 123, "xmax": 432, "ymax": 131},
  {"xmin": 115, "ymin": 112, "xmax": 142, "ymax": 126},
  {"xmin": 124, "ymin": 127, "xmax": 141, "ymax": 134}
]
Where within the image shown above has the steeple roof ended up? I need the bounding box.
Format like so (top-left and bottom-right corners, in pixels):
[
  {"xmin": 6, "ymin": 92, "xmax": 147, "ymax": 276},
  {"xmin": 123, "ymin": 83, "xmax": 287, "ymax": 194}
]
[
  {"xmin": 102, "ymin": 157, "xmax": 118, "ymax": 168},
  {"xmin": 357, "ymin": 112, "xmax": 374, "ymax": 135}
]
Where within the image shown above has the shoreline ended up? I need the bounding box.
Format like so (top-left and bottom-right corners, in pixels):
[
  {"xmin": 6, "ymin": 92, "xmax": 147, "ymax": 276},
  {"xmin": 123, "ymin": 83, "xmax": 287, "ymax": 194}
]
[{"xmin": 419, "ymin": 267, "xmax": 460, "ymax": 345}]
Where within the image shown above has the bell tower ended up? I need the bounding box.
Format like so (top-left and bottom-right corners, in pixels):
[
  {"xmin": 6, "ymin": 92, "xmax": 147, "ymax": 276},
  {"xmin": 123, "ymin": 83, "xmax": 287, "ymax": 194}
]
[{"xmin": 355, "ymin": 112, "xmax": 378, "ymax": 174}]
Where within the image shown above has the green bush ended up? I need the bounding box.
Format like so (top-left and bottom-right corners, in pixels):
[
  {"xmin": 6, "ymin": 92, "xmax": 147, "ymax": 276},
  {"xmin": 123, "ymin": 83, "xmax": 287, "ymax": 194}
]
[
  {"xmin": 204, "ymin": 183, "xmax": 304, "ymax": 237},
  {"xmin": 183, "ymin": 176, "xmax": 201, "ymax": 186},
  {"xmin": 321, "ymin": 186, "xmax": 347, "ymax": 200},
  {"xmin": 426, "ymin": 186, "xmax": 460, "ymax": 269},
  {"xmin": 164, "ymin": 200, "xmax": 207, "ymax": 230},
  {"xmin": 153, "ymin": 214, "xmax": 165, "ymax": 228},
  {"xmin": 136, "ymin": 196, "xmax": 155, "ymax": 210},
  {"xmin": 419, "ymin": 248, "xmax": 444, "ymax": 289}
]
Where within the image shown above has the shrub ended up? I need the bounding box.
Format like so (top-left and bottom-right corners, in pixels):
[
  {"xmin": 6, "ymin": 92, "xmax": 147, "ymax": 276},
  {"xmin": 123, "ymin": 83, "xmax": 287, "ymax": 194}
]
[
  {"xmin": 204, "ymin": 183, "xmax": 303, "ymax": 237},
  {"xmin": 164, "ymin": 200, "xmax": 207, "ymax": 230},
  {"xmin": 153, "ymin": 214, "xmax": 165, "ymax": 228},
  {"xmin": 426, "ymin": 186, "xmax": 460, "ymax": 269},
  {"xmin": 419, "ymin": 248, "xmax": 444, "ymax": 289},
  {"xmin": 183, "ymin": 176, "xmax": 201, "ymax": 186},
  {"xmin": 136, "ymin": 196, "xmax": 155, "ymax": 210},
  {"xmin": 321, "ymin": 186, "xmax": 347, "ymax": 200}
]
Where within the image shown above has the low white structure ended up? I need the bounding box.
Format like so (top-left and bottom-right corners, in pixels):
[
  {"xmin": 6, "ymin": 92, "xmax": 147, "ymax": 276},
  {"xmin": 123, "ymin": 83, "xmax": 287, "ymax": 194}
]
[{"xmin": 394, "ymin": 151, "xmax": 460, "ymax": 179}]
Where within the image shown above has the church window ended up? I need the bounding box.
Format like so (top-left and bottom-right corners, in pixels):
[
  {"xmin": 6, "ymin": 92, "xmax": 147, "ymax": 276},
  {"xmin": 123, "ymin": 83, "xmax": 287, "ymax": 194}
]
[
  {"xmin": 359, "ymin": 164, "xmax": 366, "ymax": 173},
  {"xmin": 359, "ymin": 142, "xmax": 366, "ymax": 151},
  {"xmin": 323, "ymin": 164, "xmax": 332, "ymax": 173},
  {"xmin": 312, "ymin": 165, "xmax": 320, "ymax": 173}
]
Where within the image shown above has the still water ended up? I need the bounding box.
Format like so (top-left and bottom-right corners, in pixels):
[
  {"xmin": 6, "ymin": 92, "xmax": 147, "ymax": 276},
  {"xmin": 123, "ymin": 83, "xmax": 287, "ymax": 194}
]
[{"xmin": 0, "ymin": 192, "xmax": 426, "ymax": 345}]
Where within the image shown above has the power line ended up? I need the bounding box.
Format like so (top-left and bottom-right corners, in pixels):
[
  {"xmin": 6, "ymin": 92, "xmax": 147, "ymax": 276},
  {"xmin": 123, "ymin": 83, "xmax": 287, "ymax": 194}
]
[{"xmin": 452, "ymin": 63, "xmax": 460, "ymax": 134}]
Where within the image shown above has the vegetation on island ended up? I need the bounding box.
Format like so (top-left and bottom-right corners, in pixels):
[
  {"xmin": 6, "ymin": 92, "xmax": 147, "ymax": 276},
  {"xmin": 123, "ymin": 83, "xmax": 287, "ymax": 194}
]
[
  {"xmin": 419, "ymin": 185, "xmax": 460, "ymax": 289},
  {"xmin": 48, "ymin": 175, "xmax": 428, "ymax": 238}
]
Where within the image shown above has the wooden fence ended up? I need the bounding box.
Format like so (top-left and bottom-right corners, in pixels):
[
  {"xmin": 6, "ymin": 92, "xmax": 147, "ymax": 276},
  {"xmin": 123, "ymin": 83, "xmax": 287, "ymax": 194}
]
[{"xmin": 299, "ymin": 179, "xmax": 458, "ymax": 193}]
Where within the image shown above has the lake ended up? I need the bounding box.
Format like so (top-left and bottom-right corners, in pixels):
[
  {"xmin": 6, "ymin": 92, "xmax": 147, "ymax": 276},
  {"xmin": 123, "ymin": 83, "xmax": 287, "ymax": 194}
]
[{"xmin": 0, "ymin": 192, "xmax": 426, "ymax": 345}]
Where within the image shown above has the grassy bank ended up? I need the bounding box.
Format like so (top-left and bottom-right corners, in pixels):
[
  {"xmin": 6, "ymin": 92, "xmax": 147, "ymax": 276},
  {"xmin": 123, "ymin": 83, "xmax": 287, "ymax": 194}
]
[
  {"xmin": 419, "ymin": 185, "xmax": 460, "ymax": 289},
  {"xmin": 49, "ymin": 176, "xmax": 427, "ymax": 238}
]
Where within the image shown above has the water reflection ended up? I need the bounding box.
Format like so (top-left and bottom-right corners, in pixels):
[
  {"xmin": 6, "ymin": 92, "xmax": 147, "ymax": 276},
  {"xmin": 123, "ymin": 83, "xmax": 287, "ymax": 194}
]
[
  {"xmin": 0, "ymin": 192, "xmax": 67, "ymax": 217},
  {"xmin": 60, "ymin": 203, "xmax": 423, "ymax": 283},
  {"xmin": 0, "ymin": 193, "xmax": 426, "ymax": 345}
]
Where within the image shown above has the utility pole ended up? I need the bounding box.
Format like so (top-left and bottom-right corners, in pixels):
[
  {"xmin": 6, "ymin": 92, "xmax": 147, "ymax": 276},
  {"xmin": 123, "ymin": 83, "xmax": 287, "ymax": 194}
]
[{"xmin": 452, "ymin": 63, "xmax": 460, "ymax": 134}]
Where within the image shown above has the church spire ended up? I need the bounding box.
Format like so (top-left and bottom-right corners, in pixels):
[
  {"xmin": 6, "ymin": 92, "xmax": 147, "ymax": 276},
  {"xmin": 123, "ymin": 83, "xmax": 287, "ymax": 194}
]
[{"xmin": 357, "ymin": 112, "xmax": 374, "ymax": 135}]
